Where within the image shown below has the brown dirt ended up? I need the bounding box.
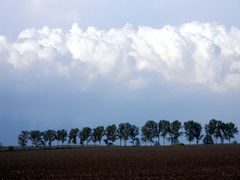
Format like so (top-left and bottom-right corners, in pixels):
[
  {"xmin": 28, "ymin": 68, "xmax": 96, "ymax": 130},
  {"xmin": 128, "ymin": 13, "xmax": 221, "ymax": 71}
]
[{"xmin": 1, "ymin": 145, "xmax": 240, "ymax": 179}]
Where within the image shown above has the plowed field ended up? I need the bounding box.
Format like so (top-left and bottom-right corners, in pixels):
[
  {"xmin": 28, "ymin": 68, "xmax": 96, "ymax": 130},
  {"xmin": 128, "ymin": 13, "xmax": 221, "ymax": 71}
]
[{"xmin": 1, "ymin": 145, "xmax": 240, "ymax": 179}]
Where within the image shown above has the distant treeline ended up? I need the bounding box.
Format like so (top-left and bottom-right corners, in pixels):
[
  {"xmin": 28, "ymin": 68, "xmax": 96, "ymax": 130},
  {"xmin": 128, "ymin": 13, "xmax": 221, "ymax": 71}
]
[{"xmin": 18, "ymin": 119, "xmax": 238, "ymax": 148}]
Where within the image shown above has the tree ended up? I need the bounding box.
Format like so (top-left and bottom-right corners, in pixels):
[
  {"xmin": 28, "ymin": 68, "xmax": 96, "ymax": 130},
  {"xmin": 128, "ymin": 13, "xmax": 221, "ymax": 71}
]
[
  {"xmin": 192, "ymin": 121, "xmax": 203, "ymax": 144},
  {"xmin": 18, "ymin": 131, "xmax": 29, "ymax": 148},
  {"xmin": 29, "ymin": 130, "xmax": 43, "ymax": 147},
  {"xmin": 141, "ymin": 120, "xmax": 158, "ymax": 145},
  {"xmin": 224, "ymin": 122, "xmax": 238, "ymax": 143},
  {"xmin": 203, "ymin": 134, "xmax": 214, "ymax": 144},
  {"xmin": 169, "ymin": 120, "xmax": 182, "ymax": 145},
  {"xmin": 43, "ymin": 130, "xmax": 56, "ymax": 147},
  {"xmin": 122, "ymin": 123, "xmax": 132, "ymax": 146},
  {"xmin": 42, "ymin": 132, "xmax": 48, "ymax": 146},
  {"xmin": 205, "ymin": 119, "xmax": 225, "ymax": 144},
  {"xmin": 79, "ymin": 127, "xmax": 92, "ymax": 145},
  {"xmin": 68, "ymin": 128, "xmax": 79, "ymax": 145},
  {"xmin": 159, "ymin": 120, "xmax": 170, "ymax": 145},
  {"xmin": 134, "ymin": 138, "xmax": 141, "ymax": 147},
  {"xmin": 91, "ymin": 126, "xmax": 104, "ymax": 145},
  {"xmin": 105, "ymin": 124, "xmax": 118, "ymax": 145},
  {"xmin": 216, "ymin": 121, "xmax": 226, "ymax": 144},
  {"xmin": 184, "ymin": 121, "xmax": 203, "ymax": 144},
  {"xmin": 117, "ymin": 123, "xmax": 125, "ymax": 146},
  {"xmin": 205, "ymin": 119, "xmax": 230, "ymax": 144},
  {"xmin": 205, "ymin": 119, "xmax": 217, "ymax": 143},
  {"xmin": 129, "ymin": 125, "xmax": 139, "ymax": 146},
  {"xmin": 56, "ymin": 130, "xmax": 60, "ymax": 146},
  {"xmin": 184, "ymin": 121, "xmax": 195, "ymax": 144},
  {"xmin": 56, "ymin": 129, "xmax": 68, "ymax": 146}
]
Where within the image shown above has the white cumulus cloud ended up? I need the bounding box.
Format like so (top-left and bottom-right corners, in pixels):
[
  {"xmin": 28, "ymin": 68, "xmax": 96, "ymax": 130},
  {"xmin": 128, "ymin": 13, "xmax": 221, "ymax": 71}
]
[{"xmin": 0, "ymin": 21, "xmax": 240, "ymax": 93}]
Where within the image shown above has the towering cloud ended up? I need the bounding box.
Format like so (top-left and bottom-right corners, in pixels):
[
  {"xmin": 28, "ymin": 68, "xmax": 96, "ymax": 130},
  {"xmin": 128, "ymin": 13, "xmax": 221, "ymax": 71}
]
[{"xmin": 0, "ymin": 21, "xmax": 240, "ymax": 92}]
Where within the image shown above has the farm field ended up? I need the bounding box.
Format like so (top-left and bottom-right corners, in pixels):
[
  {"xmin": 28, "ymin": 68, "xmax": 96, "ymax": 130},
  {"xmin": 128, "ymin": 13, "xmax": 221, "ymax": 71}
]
[{"xmin": 1, "ymin": 145, "xmax": 240, "ymax": 179}]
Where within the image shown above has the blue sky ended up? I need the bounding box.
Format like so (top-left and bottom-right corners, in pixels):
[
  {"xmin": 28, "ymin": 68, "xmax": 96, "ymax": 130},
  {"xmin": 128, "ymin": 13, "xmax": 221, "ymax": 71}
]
[{"xmin": 0, "ymin": 0, "xmax": 240, "ymax": 145}]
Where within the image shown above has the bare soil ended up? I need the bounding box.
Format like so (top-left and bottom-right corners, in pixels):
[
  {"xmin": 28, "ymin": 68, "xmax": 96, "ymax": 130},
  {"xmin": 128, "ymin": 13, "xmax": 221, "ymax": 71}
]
[{"xmin": 1, "ymin": 145, "xmax": 240, "ymax": 179}]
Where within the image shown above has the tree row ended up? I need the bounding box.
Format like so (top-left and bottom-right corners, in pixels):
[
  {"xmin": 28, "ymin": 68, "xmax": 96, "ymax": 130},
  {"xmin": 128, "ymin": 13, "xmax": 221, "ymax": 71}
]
[{"xmin": 18, "ymin": 119, "xmax": 238, "ymax": 148}]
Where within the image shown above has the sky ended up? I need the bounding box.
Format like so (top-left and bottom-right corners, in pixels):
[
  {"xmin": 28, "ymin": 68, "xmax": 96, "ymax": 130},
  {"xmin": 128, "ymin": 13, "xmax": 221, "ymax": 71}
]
[{"xmin": 0, "ymin": 0, "xmax": 240, "ymax": 145}]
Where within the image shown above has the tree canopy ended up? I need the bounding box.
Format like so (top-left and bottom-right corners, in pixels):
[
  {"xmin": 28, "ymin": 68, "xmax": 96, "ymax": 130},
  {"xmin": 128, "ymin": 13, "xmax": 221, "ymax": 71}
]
[{"xmin": 17, "ymin": 119, "xmax": 238, "ymax": 148}]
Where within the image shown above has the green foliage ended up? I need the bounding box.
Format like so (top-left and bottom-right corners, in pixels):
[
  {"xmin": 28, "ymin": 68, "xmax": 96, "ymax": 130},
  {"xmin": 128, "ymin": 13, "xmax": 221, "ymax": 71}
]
[
  {"xmin": 216, "ymin": 120, "xmax": 226, "ymax": 144},
  {"xmin": 205, "ymin": 119, "xmax": 217, "ymax": 136},
  {"xmin": 105, "ymin": 124, "xmax": 118, "ymax": 144},
  {"xmin": 29, "ymin": 130, "xmax": 43, "ymax": 147},
  {"xmin": 141, "ymin": 120, "xmax": 158, "ymax": 145},
  {"xmin": 79, "ymin": 127, "xmax": 92, "ymax": 145},
  {"xmin": 159, "ymin": 120, "xmax": 170, "ymax": 145},
  {"xmin": 203, "ymin": 134, "xmax": 214, "ymax": 144},
  {"xmin": 184, "ymin": 121, "xmax": 203, "ymax": 144},
  {"xmin": 92, "ymin": 126, "xmax": 104, "ymax": 145},
  {"xmin": 122, "ymin": 123, "xmax": 132, "ymax": 146},
  {"xmin": 117, "ymin": 123, "xmax": 125, "ymax": 146},
  {"xmin": 224, "ymin": 122, "xmax": 238, "ymax": 143},
  {"xmin": 18, "ymin": 131, "xmax": 29, "ymax": 147},
  {"xmin": 129, "ymin": 125, "xmax": 139, "ymax": 146},
  {"xmin": 56, "ymin": 129, "xmax": 68, "ymax": 146},
  {"xmin": 169, "ymin": 120, "xmax": 182, "ymax": 145},
  {"xmin": 193, "ymin": 122, "xmax": 203, "ymax": 144},
  {"xmin": 205, "ymin": 119, "xmax": 225, "ymax": 144},
  {"xmin": 43, "ymin": 130, "xmax": 56, "ymax": 147},
  {"xmin": 16, "ymin": 119, "xmax": 239, "ymax": 148},
  {"xmin": 205, "ymin": 119, "xmax": 236, "ymax": 144},
  {"xmin": 68, "ymin": 128, "xmax": 79, "ymax": 145},
  {"xmin": 184, "ymin": 121, "xmax": 195, "ymax": 144}
]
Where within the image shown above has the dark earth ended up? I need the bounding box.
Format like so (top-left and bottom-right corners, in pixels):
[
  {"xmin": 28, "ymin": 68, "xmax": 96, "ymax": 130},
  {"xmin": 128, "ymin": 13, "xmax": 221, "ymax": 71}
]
[{"xmin": 1, "ymin": 144, "xmax": 240, "ymax": 179}]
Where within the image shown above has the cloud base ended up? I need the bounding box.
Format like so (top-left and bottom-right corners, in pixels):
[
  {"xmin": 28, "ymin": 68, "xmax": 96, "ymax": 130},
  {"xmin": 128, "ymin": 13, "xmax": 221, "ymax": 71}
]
[{"xmin": 0, "ymin": 21, "xmax": 240, "ymax": 93}]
